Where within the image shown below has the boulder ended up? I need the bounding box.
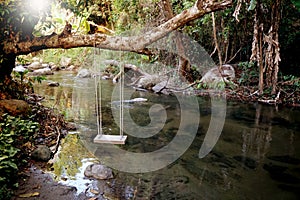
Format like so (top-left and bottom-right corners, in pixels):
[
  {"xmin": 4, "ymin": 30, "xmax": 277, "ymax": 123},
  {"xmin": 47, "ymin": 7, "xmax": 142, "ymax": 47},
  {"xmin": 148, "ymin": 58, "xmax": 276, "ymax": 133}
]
[
  {"xmin": 66, "ymin": 65, "xmax": 76, "ymax": 71},
  {"xmin": 152, "ymin": 81, "xmax": 168, "ymax": 93},
  {"xmin": 0, "ymin": 99, "xmax": 31, "ymax": 117},
  {"xmin": 27, "ymin": 61, "xmax": 43, "ymax": 70},
  {"xmin": 76, "ymin": 69, "xmax": 91, "ymax": 78},
  {"xmin": 32, "ymin": 57, "xmax": 43, "ymax": 63},
  {"xmin": 60, "ymin": 57, "xmax": 72, "ymax": 67},
  {"xmin": 50, "ymin": 64, "xmax": 60, "ymax": 71},
  {"xmin": 136, "ymin": 75, "xmax": 166, "ymax": 89},
  {"xmin": 41, "ymin": 63, "xmax": 50, "ymax": 68},
  {"xmin": 31, "ymin": 145, "xmax": 52, "ymax": 161},
  {"xmin": 200, "ymin": 64, "xmax": 235, "ymax": 85},
  {"xmin": 84, "ymin": 164, "xmax": 113, "ymax": 180},
  {"xmin": 28, "ymin": 68, "xmax": 53, "ymax": 76},
  {"xmin": 13, "ymin": 65, "xmax": 27, "ymax": 73}
]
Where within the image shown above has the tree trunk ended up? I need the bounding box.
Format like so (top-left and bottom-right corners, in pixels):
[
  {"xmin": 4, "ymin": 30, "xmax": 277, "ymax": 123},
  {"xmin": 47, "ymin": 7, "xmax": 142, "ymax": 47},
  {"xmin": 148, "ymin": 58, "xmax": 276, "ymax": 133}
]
[
  {"xmin": 250, "ymin": 0, "xmax": 264, "ymax": 94},
  {"xmin": 250, "ymin": 0, "xmax": 281, "ymax": 94},
  {"xmin": 161, "ymin": 0, "xmax": 194, "ymax": 82},
  {"xmin": 265, "ymin": 0, "xmax": 281, "ymax": 94},
  {"xmin": 0, "ymin": 53, "xmax": 16, "ymax": 80}
]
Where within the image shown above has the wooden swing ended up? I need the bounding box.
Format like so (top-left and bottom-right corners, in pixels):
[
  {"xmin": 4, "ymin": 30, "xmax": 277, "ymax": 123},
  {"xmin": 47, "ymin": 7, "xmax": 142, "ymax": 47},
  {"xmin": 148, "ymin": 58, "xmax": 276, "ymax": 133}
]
[{"xmin": 93, "ymin": 45, "xmax": 127, "ymax": 144}]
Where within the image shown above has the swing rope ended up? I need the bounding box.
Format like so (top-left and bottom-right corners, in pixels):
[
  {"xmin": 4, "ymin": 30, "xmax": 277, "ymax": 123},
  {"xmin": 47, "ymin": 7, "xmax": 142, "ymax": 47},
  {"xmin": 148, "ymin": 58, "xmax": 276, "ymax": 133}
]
[
  {"xmin": 93, "ymin": 36, "xmax": 127, "ymax": 144},
  {"xmin": 94, "ymin": 39, "xmax": 102, "ymax": 137},
  {"xmin": 119, "ymin": 61, "xmax": 124, "ymax": 138}
]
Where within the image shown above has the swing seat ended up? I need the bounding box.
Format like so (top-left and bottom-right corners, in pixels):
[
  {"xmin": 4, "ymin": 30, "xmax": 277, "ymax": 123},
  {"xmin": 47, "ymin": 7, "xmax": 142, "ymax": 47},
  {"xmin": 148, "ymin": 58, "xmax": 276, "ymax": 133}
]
[{"xmin": 94, "ymin": 134, "xmax": 127, "ymax": 144}]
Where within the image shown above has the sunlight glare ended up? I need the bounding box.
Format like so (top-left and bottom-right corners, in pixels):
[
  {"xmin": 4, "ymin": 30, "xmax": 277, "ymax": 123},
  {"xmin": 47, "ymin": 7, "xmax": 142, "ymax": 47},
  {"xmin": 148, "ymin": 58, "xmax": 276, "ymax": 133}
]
[{"xmin": 28, "ymin": 0, "xmax": 48, "ymax": 12}]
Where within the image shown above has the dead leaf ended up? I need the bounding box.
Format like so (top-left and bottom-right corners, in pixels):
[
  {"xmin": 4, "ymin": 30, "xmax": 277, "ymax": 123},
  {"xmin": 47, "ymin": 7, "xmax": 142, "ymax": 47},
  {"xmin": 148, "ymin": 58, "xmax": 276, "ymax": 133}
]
[{"xmin": 19, "ymin": 192, "xmax": 40, "ymax": 198}]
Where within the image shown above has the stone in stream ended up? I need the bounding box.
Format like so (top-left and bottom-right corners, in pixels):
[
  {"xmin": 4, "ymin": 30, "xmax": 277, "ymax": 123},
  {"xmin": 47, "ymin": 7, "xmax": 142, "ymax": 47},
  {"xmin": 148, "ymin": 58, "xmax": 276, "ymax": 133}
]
[
  {"xmin": 47, "ymin": 82, "xmax": 60, "ymax": 87},
  {"xmin": 28, "ymin": 68, "xmax": 53, "ymax": 76},
  {"xmin": 76, "ymin": 68, "xmax": 92, "ymax": 78},
  {"xmin": 200, "ymin": 64, "xmax": 235, "ymax": 85},
  {"xmin": 31, "ymin": 145, "xmax": 52, "ymax": 161},
  {"xmin": 27, "ymin": 61, "xmax": 43, "ymax": 70},
  {"xmin": 84, "ymin": 164, "xmax": 113, "ymax": 180},
  {"xmin": 60, "ymin": 57, "xmax": 72, "ymax": 68}
]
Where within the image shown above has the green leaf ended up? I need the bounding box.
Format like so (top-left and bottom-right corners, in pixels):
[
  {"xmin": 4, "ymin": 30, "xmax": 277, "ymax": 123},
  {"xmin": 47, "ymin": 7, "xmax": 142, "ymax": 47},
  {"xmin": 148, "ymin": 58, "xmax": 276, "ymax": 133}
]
[
  {"xmin": 0, "ymin": 155, "xmax": 9, "ymax": 162},
  {"xmin": 291, "ymin": 0, "xmax": 300, "ymax": 11}
]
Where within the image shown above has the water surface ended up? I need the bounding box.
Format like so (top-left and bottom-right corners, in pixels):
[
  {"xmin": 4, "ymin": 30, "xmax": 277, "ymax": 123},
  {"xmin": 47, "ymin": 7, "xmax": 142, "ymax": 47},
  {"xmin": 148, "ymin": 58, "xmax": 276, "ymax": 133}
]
[{"xmin": 34, "ymin": 71, "xmax": 300, "ymax": 199}]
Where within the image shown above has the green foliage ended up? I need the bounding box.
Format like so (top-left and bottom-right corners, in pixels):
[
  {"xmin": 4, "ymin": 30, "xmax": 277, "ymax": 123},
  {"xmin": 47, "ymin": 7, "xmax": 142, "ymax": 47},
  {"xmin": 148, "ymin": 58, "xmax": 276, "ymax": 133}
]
[
  {"xmin": 196, "ymin": 80, "xmax": 228, "ymax": 90},
  {"xmin": 282, "ymin": 74, "xmax": 300, "ymax": 87},
  {"xmin": 237, "ymin": 61, "xmax": 258, "ymax": 86},
  {"xmin": 16, "ymin": 56, "xmax": 29, "ymax": 65},
  {"xmin": 291, "ymin": 0, "xmax": 300, "ymax": 11},
  {"xmin": 111, "ymin": 0, "xmax": 160, "ymax": 32},
  {"xmin": 40, "ymin": 47, "xmax": 92, "ymax": 67},
  {"xmin": 0, "ymin": 114, "xmax": 39, "ymax": 198},
  {"xmin": 12, "ymin": 69, "xmax": 46, "ymax": 88}
]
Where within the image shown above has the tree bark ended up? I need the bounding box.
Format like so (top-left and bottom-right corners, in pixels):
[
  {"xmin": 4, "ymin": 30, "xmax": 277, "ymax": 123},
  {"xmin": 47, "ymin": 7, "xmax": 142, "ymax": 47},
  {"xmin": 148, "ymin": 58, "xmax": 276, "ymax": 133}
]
[
  {"xmin": 250, "ymin": 0, "xmax": 264, "ymax": 94},
  {"xmin": 265, "ymin": 0, "xmax": 281, "ymax": 94},
  {"xmin": 0, "ymin": 53, "xmax": 16, "ymax": 80}
]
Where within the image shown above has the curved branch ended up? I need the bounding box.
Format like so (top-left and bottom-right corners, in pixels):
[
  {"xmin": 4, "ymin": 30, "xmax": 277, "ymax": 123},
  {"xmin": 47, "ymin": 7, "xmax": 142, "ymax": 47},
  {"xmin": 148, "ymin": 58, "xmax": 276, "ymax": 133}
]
[{"xmin": 3, "ymin": 0, "xmax": 232, "ymax": 55}]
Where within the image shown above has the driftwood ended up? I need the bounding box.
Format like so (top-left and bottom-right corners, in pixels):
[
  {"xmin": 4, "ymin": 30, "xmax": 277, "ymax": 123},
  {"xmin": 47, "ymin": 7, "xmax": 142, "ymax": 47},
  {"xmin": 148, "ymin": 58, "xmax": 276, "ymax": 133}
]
[{"xmin": 258, "ymin": 90, "xmax": 281, "ymax": 105}]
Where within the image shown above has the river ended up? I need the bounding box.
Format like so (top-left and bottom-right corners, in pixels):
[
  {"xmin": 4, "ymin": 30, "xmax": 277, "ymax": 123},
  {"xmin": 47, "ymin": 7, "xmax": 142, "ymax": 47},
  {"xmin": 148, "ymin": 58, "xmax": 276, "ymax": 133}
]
[{"xmin": 34, "ymin": 71, "xmax": 300, "ymax": 200}]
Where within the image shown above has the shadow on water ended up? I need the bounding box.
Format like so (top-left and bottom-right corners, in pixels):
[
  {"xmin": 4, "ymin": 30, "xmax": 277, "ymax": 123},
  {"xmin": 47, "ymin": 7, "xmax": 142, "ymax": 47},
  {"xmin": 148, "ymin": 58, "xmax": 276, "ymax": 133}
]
[{"xmin": 34, "ymin": 71, "xmax": 300, "ymax": 199}]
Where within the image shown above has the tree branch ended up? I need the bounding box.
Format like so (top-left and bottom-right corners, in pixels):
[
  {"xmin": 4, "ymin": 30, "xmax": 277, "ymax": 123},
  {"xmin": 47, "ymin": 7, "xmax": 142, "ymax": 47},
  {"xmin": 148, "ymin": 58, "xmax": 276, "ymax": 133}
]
[{"xmin": 3, "ymin": 0, "xmax": 232, "ymax": 55}]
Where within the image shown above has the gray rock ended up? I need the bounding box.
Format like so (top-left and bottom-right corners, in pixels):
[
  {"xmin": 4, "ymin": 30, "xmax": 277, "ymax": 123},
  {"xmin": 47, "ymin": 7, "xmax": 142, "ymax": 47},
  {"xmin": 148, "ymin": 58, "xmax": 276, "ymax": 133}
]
[
  {"xmin": 13, "ymin": 65, "xmax": 27, "ymax": 73},
  {"xmin": 32, "ymin": 57, "xmax": 42, "ymax": 63},
  {"xmin": 27, "ymin": 61, "xmax": 43, "ymax": 70},
  {"xmin": 152, "ymin": 81, "xmax": 168, "ymax": 93},
  {"xmin": 76, "ymin": 69, "xmax": 91, "ymax": 78},
  {"xmin": 84, "ymin": 164, "xmax": 113, "ymax": 180},
  {"xmin": 28, "ymin": 68, "xmax": 53, "ymax": 76},
  {"xmin": 47, "ymin": 82, "xmax": 60, "ymax": 87},
  {"xmin": 200, "ymin": 64, "xmax": 235, "ymax": 85},
  {"xmin": 50, "ymin": 64, "xmax": 60, "ymax": 71},
  {"xmin": 60, "ymin": 57, "xmax": 72, "ymax": 67},
  {"xmin": 66, "ymin": 65, "xmax": 75, "ymax": 71},
  {"xmin": 31, "ymin": 145, "xmax": 52, "ymax": 161},
  {"xmin": 41, "ymin": 63, "xmax": 50, "ymax": 68}
]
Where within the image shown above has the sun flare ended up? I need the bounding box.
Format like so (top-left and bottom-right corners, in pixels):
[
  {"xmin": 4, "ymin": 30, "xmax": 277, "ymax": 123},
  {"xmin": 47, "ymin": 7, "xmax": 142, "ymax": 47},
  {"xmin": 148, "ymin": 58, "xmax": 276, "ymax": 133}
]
[{"xmin": 28, "ymin": 0, "xmax": 49, "ymax": 12}]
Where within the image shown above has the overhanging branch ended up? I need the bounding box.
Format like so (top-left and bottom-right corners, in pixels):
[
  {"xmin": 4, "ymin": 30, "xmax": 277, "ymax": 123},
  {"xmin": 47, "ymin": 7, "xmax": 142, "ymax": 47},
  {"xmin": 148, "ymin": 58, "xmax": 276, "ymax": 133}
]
[{"xmin": 3, "ymin": 0, "xmax": 232, "ymax": 55}]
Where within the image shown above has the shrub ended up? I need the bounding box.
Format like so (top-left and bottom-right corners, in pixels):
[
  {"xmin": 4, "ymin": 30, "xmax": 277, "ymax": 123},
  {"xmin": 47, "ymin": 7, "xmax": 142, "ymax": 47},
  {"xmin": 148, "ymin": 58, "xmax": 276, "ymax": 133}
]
[{"xmin": 0, "ymin": 114, "xmax": 39, "ymax": 199}]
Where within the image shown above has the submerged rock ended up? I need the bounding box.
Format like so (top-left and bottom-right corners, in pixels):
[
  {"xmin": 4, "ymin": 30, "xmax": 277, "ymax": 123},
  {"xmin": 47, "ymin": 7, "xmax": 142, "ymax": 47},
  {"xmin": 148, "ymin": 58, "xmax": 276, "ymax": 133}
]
[
  {"xmin": 84, "ymin": 164, "xmax": 113, "ymax": 180},
  {"xmin": 47, "ymin": 82, "xmax": 60, "ymax": 87},
  {"xmin": 31, "ymin": 145, "xmax": 52, "ymax": 161}
]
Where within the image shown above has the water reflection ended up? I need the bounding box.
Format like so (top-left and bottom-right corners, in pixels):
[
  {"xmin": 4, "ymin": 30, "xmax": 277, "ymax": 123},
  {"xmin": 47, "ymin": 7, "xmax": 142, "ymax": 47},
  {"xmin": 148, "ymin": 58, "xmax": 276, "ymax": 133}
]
[{"xmin": 34, "ymin": 71, "xmax": 300, "ymax": 199}]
